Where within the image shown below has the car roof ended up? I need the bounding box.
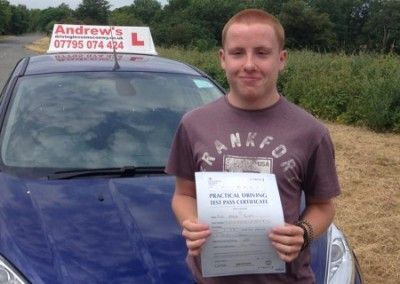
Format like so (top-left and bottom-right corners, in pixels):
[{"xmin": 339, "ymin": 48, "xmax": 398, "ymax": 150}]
[{"xmin": 23, "ymin": 53, "xmax": 202, "ymax": 76}]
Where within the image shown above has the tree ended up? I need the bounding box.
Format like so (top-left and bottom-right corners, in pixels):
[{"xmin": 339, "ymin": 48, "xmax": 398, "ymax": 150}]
[
  {"xmin": 109, "ymin": 7, "xmax": 143, "ymax": 26},
  {"xmin": 37, "ymin": 4, "xmax": 74, "ymax": 33},
  {"xmin": 8, "ymin": 5, "xmax": 30, "ymax": 35},
  {"xmin": 185, "ymin": 0, "xmax": 241, "ymax": 46},
  {"xmin": 29, "ymin": 9, "xmax": 42, "ymax": 32},
  {"xmin": 310, "ymin": 0, "xmax": 370, "ymax": 52},
  {"xmin": 132, "ymin": 0, "xmax": 162, "ymax": 25},
  {"xmin": 279, "ymin": 0, "xmax": 336, "ymax": 51},
  {"xmin": 75, "ymin": 0, "xmax": 111, "ymax": 24},
  {"xmin": 363, "ymin": 0, "xmax": 400, "ymax": 53},
  {"xmin": 0, "ymin": 0, "xmax": 12, "ymax": 35},
  {"xmin": 152, "ymin": 0, "xmax": 194, "ymax": 47},
  {"xmin": 163, "ymin": 0, "xmax": 191, "ymax": 13}
]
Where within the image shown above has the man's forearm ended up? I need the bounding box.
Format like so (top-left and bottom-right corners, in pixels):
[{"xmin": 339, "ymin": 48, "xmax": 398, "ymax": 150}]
[
  {"xmin": 172, "ymin": 193, "xmax": 198, "ymax": 226},
  {"xmin": 301, "ymin": 199, "xmax": 335, "ymax": 239}
]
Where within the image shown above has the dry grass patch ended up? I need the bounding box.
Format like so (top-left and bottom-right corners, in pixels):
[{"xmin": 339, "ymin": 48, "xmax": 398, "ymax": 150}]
[
  {"xmin": 326, "ymin": 122, "xmax": 400, "ymax": 284},
  {"xmin": 25, "ymin": 37, "xmax": 49, "ymax": 53}
]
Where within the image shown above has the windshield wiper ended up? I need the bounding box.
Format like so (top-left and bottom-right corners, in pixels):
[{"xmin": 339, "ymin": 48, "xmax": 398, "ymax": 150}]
[{"xmin": 47, "ymin": 166, "xmax": 165, "ymax": 180}]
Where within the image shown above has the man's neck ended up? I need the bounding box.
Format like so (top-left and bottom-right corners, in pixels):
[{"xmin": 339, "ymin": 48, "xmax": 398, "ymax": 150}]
[{"xmin": 226, "ymin": 91, "xmax": 280, "ymax": 110}]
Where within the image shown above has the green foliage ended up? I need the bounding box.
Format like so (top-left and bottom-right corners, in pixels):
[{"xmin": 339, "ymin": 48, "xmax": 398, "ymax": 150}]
[
  {"xmin": 281, "ymin": 51, "xmax": 400, "ymax": 132},
  {"xmin": 0, "ymin": 0, "xmax": 12, "ymax": 34},
  {"xmin": 185, "ymin": 0, "xmax": 242, "ymax": 46},
  {"xmin": 363, "ymin": 0, "xmax": 400, "ymax": 53},
  {"xmin": 9, "ymin": 5, "xmax": 30, "ymax": 35},
  {"xmin": 311, "ymin": 0, "xmax": 368, "ymax": 52},
  {"xmin": 109, "ymin": 7, "xmax": 143, "ymax": 26},
  {"xmin": 159, "ymin": 47, "xmax": 400, "ymax": 133},
  {"xmin": 2, "ymin": 0, "xmax": 399, "ymax": 132},
  {"xmin": 164, "ymin": 0, "xmax": 191, "ymax": 12},
  {"xmin": 279, "ymin": 0, "xmax": 336, "ymax": 51},
  {"xmin": 153, "ymin": 19, "xmax": 211, "ymax": 48},
  {"xmin": 28, "ymin": 9, "xmax": 42, "ymax": 33},
  {"xmin": 75, "ymin": 0, "xmax": 111, "ymax": 24},
  {"xmin": 37, "ymin": 4, "xmax": 74, "ymax": 32},
  {"xmin": 3, "ymin": 0, "xmax": 400, "ymax": 55},
  {"xmin": 133, "ymin": 0, "xmax": 162, "ymax": 25},
  {"xmin": 151, "ymin": 7, "xmax": 215, "ymax": 50}
]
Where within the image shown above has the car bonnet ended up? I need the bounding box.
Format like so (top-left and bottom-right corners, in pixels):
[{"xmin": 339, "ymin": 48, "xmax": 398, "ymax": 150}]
[{"xmin": 0, "ymin": 172, "xmax": 192, "ymax": 283}]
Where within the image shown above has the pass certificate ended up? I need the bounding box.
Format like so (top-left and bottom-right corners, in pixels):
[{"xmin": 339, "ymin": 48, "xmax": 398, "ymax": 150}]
[{"xmin": 195, "ymin": 172, "xmax": 286, "ymax": 277}]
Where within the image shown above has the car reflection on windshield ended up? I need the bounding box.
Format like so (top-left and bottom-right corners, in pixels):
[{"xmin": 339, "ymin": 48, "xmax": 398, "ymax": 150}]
[{"xmin": 0, "ymin": 72, "xmax": 223, "ymax": 173}]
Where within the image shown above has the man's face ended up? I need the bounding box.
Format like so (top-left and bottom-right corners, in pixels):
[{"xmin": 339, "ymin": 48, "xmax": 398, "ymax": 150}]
[{"xmin": 220, "ymin": 22, "xmax": 287, "ymax": 109}]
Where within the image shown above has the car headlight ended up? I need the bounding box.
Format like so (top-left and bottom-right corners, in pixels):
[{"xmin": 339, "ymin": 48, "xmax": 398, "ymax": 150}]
[
  {"xmin": 0, "ymin": 255, "xmax": 27, "ymax": 284},
  {"xmin": 325, "ymin": 224, "xmax": 356, "ymax": 284}
]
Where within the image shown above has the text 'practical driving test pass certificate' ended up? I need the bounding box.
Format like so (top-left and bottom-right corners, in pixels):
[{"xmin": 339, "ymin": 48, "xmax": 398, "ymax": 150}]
[{"xmin": 195, "ymin": 172, "xmax": 286, "ymax": 277}]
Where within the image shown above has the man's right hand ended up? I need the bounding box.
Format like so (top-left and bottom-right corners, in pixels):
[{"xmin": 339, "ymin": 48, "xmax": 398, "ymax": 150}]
[{"xmin": 181, "ymin": 219, "xmax": 211, "ymax": 256}]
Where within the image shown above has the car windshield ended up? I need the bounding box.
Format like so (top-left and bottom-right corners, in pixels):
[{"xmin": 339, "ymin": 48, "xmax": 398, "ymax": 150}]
[{"xmin": 0, "ymin": 71, "xmax": 223, "ymax": 175}]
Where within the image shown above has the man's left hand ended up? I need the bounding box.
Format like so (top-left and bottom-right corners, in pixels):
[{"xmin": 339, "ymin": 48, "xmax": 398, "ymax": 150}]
[{"xmin": 268, "ymin": 223, "xmax": 304, "ymax": 262}]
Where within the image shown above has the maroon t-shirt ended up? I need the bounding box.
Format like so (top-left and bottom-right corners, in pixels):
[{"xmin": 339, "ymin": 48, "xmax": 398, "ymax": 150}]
[{"xmin": 166, "ymin": 96, "xmax": 341, "ymax": 283}]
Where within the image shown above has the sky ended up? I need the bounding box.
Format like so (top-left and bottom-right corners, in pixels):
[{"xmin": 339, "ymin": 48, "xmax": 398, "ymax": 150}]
[{"xmin": 8, "ymin": 0, "xmax": 168, "ymax": 10}]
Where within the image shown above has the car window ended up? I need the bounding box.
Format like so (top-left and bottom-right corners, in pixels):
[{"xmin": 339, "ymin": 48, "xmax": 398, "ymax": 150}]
[{"xmin": 0, "ymin": 72, "xmax": 223, "ymax": 174}]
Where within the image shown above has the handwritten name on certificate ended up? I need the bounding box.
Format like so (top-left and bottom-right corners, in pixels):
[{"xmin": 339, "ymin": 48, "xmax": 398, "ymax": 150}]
[{"xmin": 195, "ymin": 172, "xmax": 286, "ymax": 277}]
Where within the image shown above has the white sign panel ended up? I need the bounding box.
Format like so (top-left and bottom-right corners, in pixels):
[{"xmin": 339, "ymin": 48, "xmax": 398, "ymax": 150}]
[
  {"xmin": 48, "ymin": 24, "xmax": 157, "ymax": 55},
  {"xmin": 195, "ymin": 172, "xmax": 286, "ymax": 277}
]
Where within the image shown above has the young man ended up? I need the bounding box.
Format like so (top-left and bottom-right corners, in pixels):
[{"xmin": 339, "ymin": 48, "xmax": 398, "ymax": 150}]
[{"xmin": 166, "ymin": 9, "xmax": 340, "ymax": 283}]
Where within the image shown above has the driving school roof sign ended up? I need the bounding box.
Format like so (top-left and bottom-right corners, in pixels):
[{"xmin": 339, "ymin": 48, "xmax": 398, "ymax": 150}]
[{"xmin": 47, "ymin": 24, "xmax": 157, "ymax": 55}]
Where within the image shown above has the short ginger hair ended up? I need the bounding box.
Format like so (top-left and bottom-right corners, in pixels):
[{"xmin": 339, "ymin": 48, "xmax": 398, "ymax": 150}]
[{"xmin": 221, "ymin": 9, "xmax": 285, "ymax": 50}]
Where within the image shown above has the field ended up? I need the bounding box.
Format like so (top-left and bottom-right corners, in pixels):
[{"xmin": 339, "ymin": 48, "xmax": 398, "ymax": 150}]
[
  {"xmin": 28, "ymin": 37, "xmax": 400, "ymax": 283},
  {"xmin": 326, "ymin": 122, "xmax": 399, "ymax": 283}
]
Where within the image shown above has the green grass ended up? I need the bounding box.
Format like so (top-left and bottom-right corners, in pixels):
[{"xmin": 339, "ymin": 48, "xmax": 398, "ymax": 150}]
[
  {"xmin": 159, "ymin": 47, "xmax": 400, "ymax": 133},
  {"xmin": 281, "ymin": 51, "xmax": 400, "ymax": 132}
]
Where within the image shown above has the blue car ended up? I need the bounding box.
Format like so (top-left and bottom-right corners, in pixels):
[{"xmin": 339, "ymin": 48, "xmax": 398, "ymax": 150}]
[{"xmin": 0, "ymin": 26, "xmax": 362, "ymax": 284}]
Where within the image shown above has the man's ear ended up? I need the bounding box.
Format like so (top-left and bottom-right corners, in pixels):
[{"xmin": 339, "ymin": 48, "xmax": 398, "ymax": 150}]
[
  {"xmin": 279, "ymin": 49, "xmax": 288, "ymax": 72},
  {"xmin": 219, "ymin": 48, "xmax": 226, "ymax": 70}
]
